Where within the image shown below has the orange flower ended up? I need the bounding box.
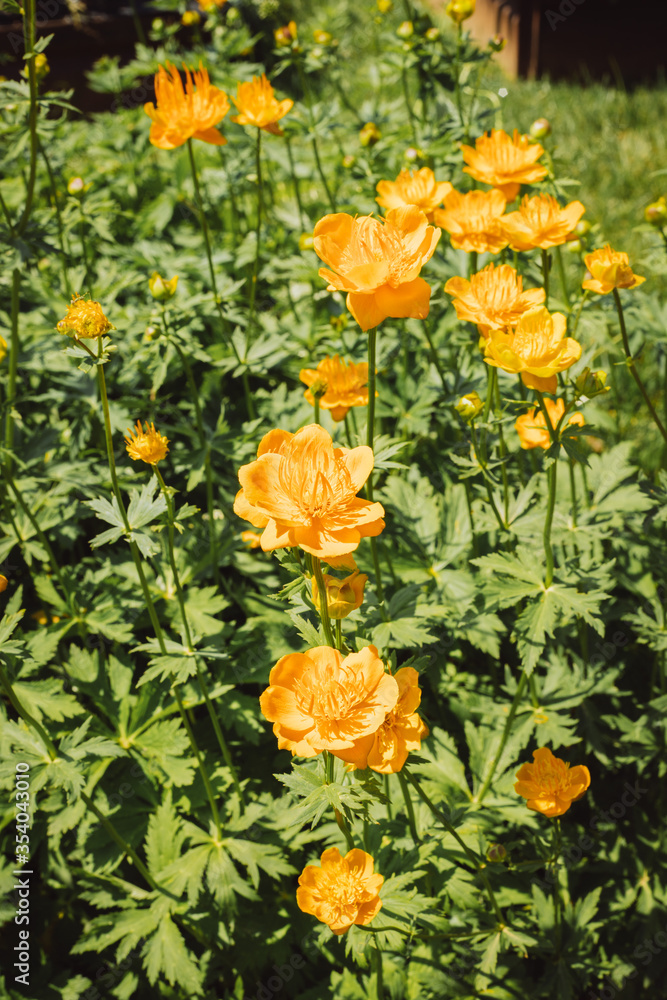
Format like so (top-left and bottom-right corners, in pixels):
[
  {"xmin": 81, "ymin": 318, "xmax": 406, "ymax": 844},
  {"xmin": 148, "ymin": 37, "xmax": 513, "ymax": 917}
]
[
  {"xmin": 314, "ymin": 207, "xmax": 440, "ymax": 331},
  {"xmin": 198, "ymin": 0, "xmax": 227, "ymax": 9},
  {"xmin": 0, "ymin": 574, "xmax": 7, "ymax": 593},
  {"xmin": 311, "ymin": 569, "xmax": 367, "ymax": 619},
  {"xmin": 240, "ymin": 530, "xmax": 262, "ymax": 548},
  {"xmin": 484, "ymin": 305, "xmax": 581, "ymax": 393},
  {"xmin": 582, "ymin": 245, "xmax": 646, "ymax": 295},
  {"xmin": 461, "ymin": 128, "xmax": 547, "ymax": 201},
  {"xmin": 299, "ymin": 356, "xmax": 369, "ymax": 421},
  {"xmin": 515, "ymin": 398, "xmax": 584, "ymax": 449},
  {"xmin": 57, "ymin": 294, "xmax": 114, "ymax": 340},
  {"xmin": 144, "ymin": 62, "xmax": 229, "ymax": 150},
  {"xmin": 444, "ymin": 263, "xmax": 545, "ymax": 336},
  {"xmin": 124, "ymin": 421, "xmax": 170, "ymax": 464},
  {"xmin": 233, "ymin": 424, "xmax": 385, "ymax": 558},
  {"xmin": 231, "ymin": 74, "xmax": 293, "ymax": 134},
  {"xmin": 259, "ymin": 644, "xmax": 399, "ymax": 757},
  {"xmin": 375, "ymin": 167, "xmax": 453, "ymax": 222},
  {"xmin": 334, "ymin": 667, "xmax": 428, "ymax": 773},
  {"xmin": 499, "ymin": 193, "xmax": 585, "ymax": 251},
  {"xmin": 514, "ymin": 747, "xmax": 590, "ymax": 817},
  {"xmin": 434, "ymin": 189, "xmax": 508, "ymax": 254},
  {"xmin": 297, "ymin": 847, "xmax": 383, "ymax": 935}
]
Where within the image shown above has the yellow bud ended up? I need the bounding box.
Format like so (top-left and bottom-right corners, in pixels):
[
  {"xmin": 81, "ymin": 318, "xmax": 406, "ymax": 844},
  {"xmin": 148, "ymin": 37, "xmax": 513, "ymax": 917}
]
[
  {"xmin": 0, "ymin": 574, "xmax": 7, "ymax": 593},
  {"xmin": 359, "ymin": 122, "xmax": 381, "ymax": 147},
  {"xmin": 377, "ymin": 0, "xmax": 392, "ymax": 12},
  {"xmin": 148, "ymin": 271, "xmax": 179, "ymax": 301},
  {"xmin": 342, "ymin": 153, "xmax": 356, "ymax": 169},
  {"xmin": 445, "ymin": 0, "xmax": 475, "ymax": 24},
  {"xmin": 575, "ymin": 367, "xmax": 609, "ymax": 398},
  {"xmin": 0, "ymin": 334, "xmax": 7, "ymax": 364},
  {"xmin": 274, "ymin": 21, "xmax": 297, "ymax": 46},
  {"xmin": 425, "ymin": 26, "xmax": 440, "ymax": 40},
  {"xmin": 486, "ymin": 843, "xmax": 507, "ymax": 863},
  {"xmin": 67, "ymin": 177, "xmax": 86, "ymax": 196},
  {"xmin": 309, "ymin": 378, "xmax": 329, "ymax": 400},
  {"xmin": 529, "ymin": 118, "xmax": 551, "ymax": 140},
  {"xmin": 397, "ymin": 20, "xmax": 414, "ymax": 38},
  {"xmin": 299, "ymin": 233, "xmax": 315, "ymax": 251},
  {"xmin": 181, "ymin": 10, "xmax": 201, "ymax": 25},
  {"xmin": 312, "ymin": 570, "xmax": 367, "ymax": 619},
  {"xmin": 645, "ymin": 196, "xmax": 667, "ymax": 227},
  {"xmin": 313, "ymin": 29, "xmax": 333, "ymax": 45},
  {"xmin": 455, "ymin": 391, "xmax": 484, "ymax": 421}
]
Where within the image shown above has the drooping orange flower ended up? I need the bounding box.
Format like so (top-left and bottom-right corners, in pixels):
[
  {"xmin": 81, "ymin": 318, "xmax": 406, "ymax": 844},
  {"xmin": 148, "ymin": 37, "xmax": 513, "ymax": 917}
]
[
  {"xmin": 461, "ymin": 129, "xmax": 547, "ymax": 201},
  {"xmin": 233, "ymin": 424, "xmax": 384, "ymax": 557},
  {"xmin": 311, "ymin": 568, "xmax": 367, "ymax": 619},
  {"xmin": 297, "ymin": 847, "xmax": 383, "ymax": 935},
  {"xmin": 484, "ymin": 305, "xmax": 581, "ymax": 393},
  {"xmin": 499, "ymin": 193, "xmax": 585, "ymax": 251},
  {"xmin": 259, "ymin": 644, "xmax": 399, "ymax": 757},
  {"xmin": 299, "ymin": 356, "xmax": 369, "ymax": 421},
  {"xmin": 434, "ymin": 189, "xmax": 508, "ymax": 254},
  {"xmin": 231, "ymin": 74, "xmax": 293, "ymax": 134},
  {"xmin": 57, "ymin": 294, "xmax": 115, "ymax": 340},
  {"xmin": 375, "ymin": 167, "xmax": 453, "ymax": 222},
  {"xmin": 514, "ymin": 747, "xmax": 590, "ymax": 817},
  {"xmin": 314, "ymin": 207, "xmax": 441, "ymax": 331},
  {"xmin": 582, "ymin": 245, "xmax": 646, "ymax": 295},
  {"xmin": 515, "ymin": 398, "xmax": 584, "ymax": 450},
  {"xmin": 144, "ymin": 62, "xmax": 230, "ymax": 150},
  {"xmin": 334, "ymin": 667, "xmax": 428, "ymax": 773},
  {"xmin": 124, "ymin": 421, "xmax": 170, "ymax": 465},
  {"xmin": 444, "ymin": 263, "xmax": 545, "ymax": 336}
]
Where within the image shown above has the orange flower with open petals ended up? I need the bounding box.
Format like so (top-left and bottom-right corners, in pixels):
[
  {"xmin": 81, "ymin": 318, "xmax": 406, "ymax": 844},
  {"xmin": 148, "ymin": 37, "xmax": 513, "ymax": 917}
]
[
  {"xmin": 144, "ymin": 62, "xmax": 229, "ymax": 150},
  {"xmin": 57, "ymin": 294, "xmax": 114, "ymax": 339},
  {"xmin": 313, "ymin": 207, "xmax": 440, "ymax": 331},
  {"xmin": 375, "ymin": 167, "xmax": 453, "ymax": 222},
  {"xmin": 233, "ymin": 424, "xmax": 384, "ymax": 557},
  {"xmin": 515, "ymin": 398, "xmax": 584, "ymax": 450},
  {"xmin": 499, "ymin": 193, "xmax": 585, "ymax": 251},
  {"xmin": 334, "ymin": 667, "xmax": 428, "ymax": 773},
  {"xmin": 124, "ymin": 421, "xmax": 170, "ymax": 465},
  {"xmin": 461, "ymin": 128, "xmax": 547, "ymax": 201},
  {"xmin": 259, "ymin": 644, "xmax": 399, "ymax": 757},
  {"xmin": 582, "ymin": 245, "xmax": 646, "ymax": 295},
  {"xmin": 297, "ymin": 847, "xmax": 383, "ymax": 935},
  {"xmin": 299, "ymin": 356, "xmax": 369, "ymax": 421},
  {"xmin": 515, "ymin": 747, "xmax": 590, "ymax": 817},
  {"xmin": 434, "ymin": 189, "xmax": 508, "ymax": 254},
  {"xmin": 484, "ymin": 305, "xmax": 581, "ymax": 393},
  {"xmin": 445, "ymin": 263, "xmax": 545, "ymax": 336},
  {"xmin": 231, "ymin": 74, "xmax": 293, "ymax": 135}
]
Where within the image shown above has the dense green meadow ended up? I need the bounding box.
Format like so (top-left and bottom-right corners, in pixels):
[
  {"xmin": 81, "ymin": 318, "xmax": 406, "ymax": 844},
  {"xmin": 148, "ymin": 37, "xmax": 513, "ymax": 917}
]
[{"xmin": 1, "ymin": 1, "xmax": 667, "ymax": 999}]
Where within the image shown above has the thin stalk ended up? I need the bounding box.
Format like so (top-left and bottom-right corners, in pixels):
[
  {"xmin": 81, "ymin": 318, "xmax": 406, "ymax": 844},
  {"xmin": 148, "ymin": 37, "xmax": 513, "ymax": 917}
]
[
  {"xmin": 397, "ymin": 770, "xmax": 420, "ymax": 844},
  {"xmin": 385, "ymin": 773, "xmax": 392, "ymax": 821},
  {"xmin": 248, "ymin": 127, "xmax": 263, "ymax": 340},
  {"xmin": 365, "ymin": 328, "xmax": 385, "ymax": 605},
  {"xmin": 373, "ymin": 940, "xmax": 385, "ymax": 999},
  {"xmin": 571, "ymin": 290, "xmax": 588, "ymax": 339},
  {"xmin": 568, "ymin": 459, "xmax": 578, "ymax": 529},
  {"xmin": 335, "ymin": 619, "xmax": 342, "ymax": 651},
  {"xmin": 312, "ymin": 557, "xmax": 335, "ymax": 648},
  {"xmin": 613, "ymin": 288, "xmax": 667, "ymax": 444},
  {"xmin": 38, "ymin": 139, "xmax": 71, "ymax": 296},
  {"xmin": 421, "ymin": 318, "xmax": 447, "ymax": 391},
  {"xmin": 468, "ymin": 249, "xmax": 478, "ymax": 278},
  {"xmin": 551, "ymin": 818, "xmax": 562, "ymax": 954},
  {"xmin": 154, "ymin": 466, "xmax": 245, "ymax": 809},
  {"xmin": 4, "ymin": 269, "xmax": 21, "ymax": 469},
  {"xmin": 493, "ymin": 372, "xmax": 510, "ymax": 524},
  {"xmin": 296, "ymin": 59, "xmax": 336, "ymax": 212},
  {"xmin": 474, "ymin": 672, "xmax": 528, "ymax": 804},
  {"xmin": 534, "ymin": 390, "xmax": 558, "ymax": 586},
  {"xmin": 541, "ymin": 249, "xmax": 550, "ymax": 308},
  {"xmin": 401, "ymin": 66, "xmax": 418, "ymax": 145},
  {"xmin": 285, "ymin": 134, "xmax": 306, "ymax": 230},
  {"xmin": 16, "ymin": 0, "xmax": 38, "ymax": 235},
  {"xmin": 454, "ymin": 23, "xmax": 463, "ymax": 125},
  {"xmin": 554, "ymin": 246, "xmax": 571, "ymax": 310},
  {"xmin": 0, "ymin": 660, "xmax": 57, "ymax": 758},
  {"xmin": 470, "ymin": 422, "xmax": 506, "ymax": 531},
  {"xmin": 313, "ymin": 397, "xmax": 320, "ymax": 425}
]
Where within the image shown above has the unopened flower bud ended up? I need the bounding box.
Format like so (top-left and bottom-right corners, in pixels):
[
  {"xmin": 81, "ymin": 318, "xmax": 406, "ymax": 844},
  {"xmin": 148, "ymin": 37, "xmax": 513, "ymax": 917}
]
[
  {"xmin": 446, "ymin": 0, "xmax": 475, "ymax": 24},
  {"xmin": 404, "ymin": 146, "xmax": 421, "ymax": 162},
  {"xmin": 455, "ymin": 391, "xmax": 483, "ymax": 421},
  {"xmin": 397, "ymin": 20, "xmax": 414, "ymax": 38},
  {"xmin": 486, "ymin": 843, "xmax": 507, "ymax": 863},
  {"xmin": 529, "ymin": 118, "xmax": 551, "ymax": 140},
  {"xmin": 67, "ymin": 176, "xmax": 86, "ymax": 196},
  {"xmin": 274, "ymin": 20, "xmax": 297, "ymax": 46},
  {"xmin": 181, "ymin": 11, "xmax": 201, "ymax": 25},
  {"xmin": 377, "ymin": 0, "xmax": 392, "ymax": 11},
  {"xmin": 0, "ymin": 574, "xmax": 7, "ymax": 593},
  {"xmin": 342, "ymin": 154, "xmax": 356, "ymax": 168},
  {"xmin": 144, "ymin": 325, "xmax": 158, "ymax": 341},
  {"xmin": 645, "ymin": 196, "xmax": 667, "ymax": 227},
  {"xmin": 425, "ymin": 26, "xmax": 440, "ymax": 40},
  {"xmin": 575, "ymin": 367, "xmax": 609, "ymax": 398},
  {"xmin": 359, "ymin": 122, "xmax": 381, "ymax": 147},
  {"xmin": 313, "ymin": 28, "xmax": 333, "ymax": 45},
  {"xmin": 309, "ymin": 378, "xmax": 329, "ymax": 400},
  {"xmin": 151, "ymin": 18, "xmax": 164, "ymax": 31},
  {"xmin": 312, "ymin": 570, "xmax": 367, "ymax": 619},
  {"xmin": 148, "ymin": 271, "xmax": 179, "ymax": 301},
  {"xmin": 299, "ymin": 233, "xmax": 314, "ymax": 251},
  {"xmin": 566, "ymin": 239, "xmax": 582, "ymax": 254},
  {"xmin": 575, "ymin": 219, "xmax": 591, "ymax": 237},
  {"xmin": 489, "ymin": 33, "xmax": 505, "ymax": 51}
]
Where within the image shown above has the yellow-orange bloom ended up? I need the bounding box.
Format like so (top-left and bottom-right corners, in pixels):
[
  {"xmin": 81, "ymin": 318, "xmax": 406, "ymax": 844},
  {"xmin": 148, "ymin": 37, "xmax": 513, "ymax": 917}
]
[
  {"xmin": 314, "ymin": 207, "xmax": 440, "ymax": 331},
  {"xmin": 461, "ymin": 129, "xmax": 547, "ymax": 202},
  {"xmin": 259, "ymin": 644, "xmax": 399, "ymax": 757},
  {"xmin": 0, "ymin": 334, "xmax": 7, "ymax": 363},
  {"xmin": 198, "ymin": 0, "xmax": 227, "ymax": 11},
  {"xmin": 0, "ymin": 574, "xmax": 7, "ymax": 593},
  {"xmin": 582, "ymin": 245, "xmax": 646, "ymax": 295},
  {"xmin": 375, "ymin": 167, "xmax": 453, "ymax": 222},
  {"xmin": 446, "ymin": 0, "xmax": 475, "ymax": 23},
  {"xmin": 434, "ymin": 189, "xmax": 508, "ymax": 254},
  {"xmin": 241, "ymin": 530, "xmax": 262, "ymax": 549},
  {"xmin": 514, "ymin": 747, "xmax": 590, "ymax": 817},
  {"xmin": 499, "ymin": 193, "xmax": 585, "ymax": 251},
  {"xmin": 515, "ymin": 398, "xmax": 584, "ymax": 450},
  {"xmin": 297, "ymin": 847, "xmax": 383, "ymax": 935},
  {"xmin": 57, "ymin": 295, "xmax": 114, "ymax": 339},
  {"xmin": 233, "ymin": 424, "xmax": 385, "ymax": 557},
  {"xmin": 274, "ymin": 20, "xmax": 297, "ymax": 46},
  {"xmin": 144, "ymin": 62, "xmax": 229, "ymax": 150},
  {"xmin": 445, "ymin": 263, "xmax": 545, "ymax": 336},
  {"xmin": 124, "ymin": 421, "xmax": 170, "ymax": 465},
  {"xmin": 334, "ymin": 667, "xmax": 428, "ymax": 773},
  {"xmin": 299, "ymin": 356, "xmax": 369, "ymax": 421},
  {"xmin": 231, "ymin": 74, "xmax": 293, "ymax": 134},
  {"xmin": 311, "ymin": 569, "xmax": 367, "ymax": 619},
  {"xmin": 484, "ymin": 305, "xmax": 581, "ymax": 393}
]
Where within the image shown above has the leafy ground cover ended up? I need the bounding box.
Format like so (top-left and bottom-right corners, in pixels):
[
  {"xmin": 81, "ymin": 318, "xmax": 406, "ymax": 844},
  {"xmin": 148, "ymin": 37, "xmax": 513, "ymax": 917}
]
[{"xmin": 1, "ymin": 1, "xmax": 667, "ymax": 999}]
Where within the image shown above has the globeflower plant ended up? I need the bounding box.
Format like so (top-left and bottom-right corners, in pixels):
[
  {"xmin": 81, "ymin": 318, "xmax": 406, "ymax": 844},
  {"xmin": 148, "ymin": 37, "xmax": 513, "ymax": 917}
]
[
  {"xmin": 144, "ymin": 62, "xmax": 230, "ymax": 149},
  {"xmin": 582, "ymin": 245, "xmax": 646, "ymax": 294},
  {"xmin": 499, "ymin": 193, "xmax": 586, "ymax": 251},
  {"xmin": 299, "ymin": 355, "xmax": 370, "ymax": 421},
  {"xmin": 515, "ymin": 399, "xmax": 584, "ymax": 449},
  {"xmin": 461, "ymin": 128, "xmax": 548, "ymax": 201},
  {"xmin": 297, "ymin": 848, "xmax": 383, "ymax": 934},
  {"xmin": 231, "ymin": 74, "xmax": 293, "ymax": 134},
  {"xmin": 375, "ymin": 167, "xmax": 453, "ymax": 221},
  {"xmin": 484, "ymin": 305, "xmax": 582, "ymax": 391},
  {"xmin": 515, "ymin": 747, "xmax": 591, "ymax": 817},
  {"xmin": 57, "ymin": 295, "xmax": 114, "ymax": 339},
  {"xmin": 445, "ymin": 262, "xmax": 545, "ymax": 335},
  {"xmin": 434, "ymin": 188, "xmax": 509, "ymax": 254},
  {"xmin": 124, "ymin": 420, "xmax": 170, "ymax": 465}
]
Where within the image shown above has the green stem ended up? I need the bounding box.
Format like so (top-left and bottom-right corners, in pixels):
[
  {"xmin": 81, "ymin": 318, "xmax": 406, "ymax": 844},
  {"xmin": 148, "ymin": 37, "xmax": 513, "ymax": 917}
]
[
  {"xmin": 571, "ymin": 290, "xmax": 588, "ymax": 339},
  {"xmin": 534, "ymin": 390, "xmax": 559, "ymax": 587},
  {"xmin": 0, "ymin": 660, "xmax": 57, "ymax": 758},
  {"xmin": 470, "ymin": 422, "xmax": 506, "ymax": 531},
  {"xmin": 493, "ymin": 372, "xmax": 510, "ymax": 525},
  {"xmin": 568, "ymin": 459, "xmax": 578, "ymax": 529},
  {"xmin": 296, "ymin": 59, "xmax": 336, "ymax": 212},
  {"xmin": 468, "ymin": 250, "xmax": 478, "ymax": 278},
  {"xmin": 454, "ymin": 23, "xmax": 463, "ymax": 125},
  {"xmin": 554, "ymin": 246, "xmax": 571, "ymax": 310},
  {"xmin": 397, "ymin": 770, "xmax": 420, "ymax": 844},
  {"xmin": 313, "ymin": 396, "xmax": 320, "ymax": 425},
  {"xmin": 613, "ymin": 288, "xmax": 667, "ymax": 445},
  {"xmin": 285, "ymin": 134, "xmax": 306, "ymax": 230},
  {"xmin": 335, "ymin": 618, "xmax": 342, "ymax": 651},
  {"xmin": 16, "ymin": 0, "xmax": 38, "ymax": 236},
  {"xmin": 248, "ymin": 127, "xmax": 263, "ymax": 340},
  {"xmin": 474, "ymin": 672, "xmax": 528, "ymax": 804},
  {"xmin": 4, "ymin": 269, "xmax": 21, "ymax": 470},
  {"xmin": 373, "ymin": 938, "xmax": 385, "ymax": 999},
  {"xmin": 552, "ymin": 818, "xmax": 562, "ymax": 954},
  {"xmin": 312, "ymin": 557, "xmax": 335, "ymax": 647},
  {"xmin": 365, "ymin": 327, "xmax": 385, "ymax": 605},
  {"xmin": 541, "ymin": 249, "xmax": 550, "ymax": 309},
  {"xmin": 38, "ymin": 139, "xmax": 71, "ymax": 297},
  {"xmin": 421, "ymin": 318, "xmax": 447, "ymax": 391}
]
